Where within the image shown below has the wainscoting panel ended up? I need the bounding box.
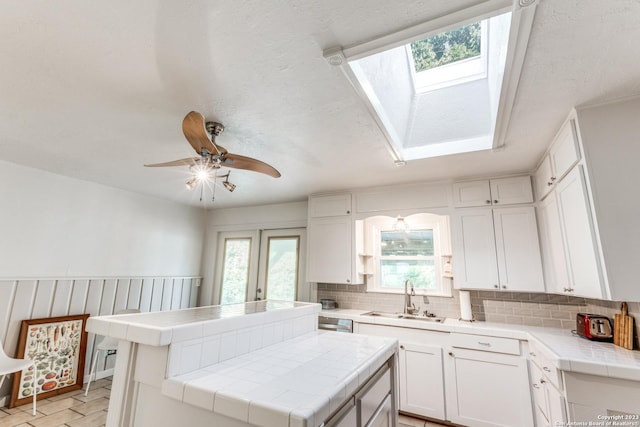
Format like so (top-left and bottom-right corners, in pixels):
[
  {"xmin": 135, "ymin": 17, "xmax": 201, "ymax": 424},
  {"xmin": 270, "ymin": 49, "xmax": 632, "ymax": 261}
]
[{"xmin": 0, "ymin": 276, "xmax": 201, "ymax": 403}]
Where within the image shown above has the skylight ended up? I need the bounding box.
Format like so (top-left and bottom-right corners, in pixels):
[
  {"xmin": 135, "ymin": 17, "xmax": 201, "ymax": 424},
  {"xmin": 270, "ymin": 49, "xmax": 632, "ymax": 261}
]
[{"xmin": 323, "ymin": 0, "xmax": 539, "ymax": 163}]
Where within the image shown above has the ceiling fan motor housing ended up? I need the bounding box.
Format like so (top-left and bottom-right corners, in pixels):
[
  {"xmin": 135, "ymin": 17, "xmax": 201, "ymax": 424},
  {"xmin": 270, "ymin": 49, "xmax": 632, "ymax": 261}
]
[{"xmin": 206, "ymin": 121, "xmax": 225, "ymax": 137}]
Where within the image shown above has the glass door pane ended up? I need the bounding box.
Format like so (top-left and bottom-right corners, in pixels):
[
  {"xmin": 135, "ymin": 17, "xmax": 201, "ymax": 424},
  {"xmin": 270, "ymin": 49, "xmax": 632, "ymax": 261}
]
[
  {"xmin": 264, "ymin": 237, "xmax": 300, "ymax": 301},
  {"xmin": 219, "ymin": 238, "xmax": 252, "ymax": 304}
]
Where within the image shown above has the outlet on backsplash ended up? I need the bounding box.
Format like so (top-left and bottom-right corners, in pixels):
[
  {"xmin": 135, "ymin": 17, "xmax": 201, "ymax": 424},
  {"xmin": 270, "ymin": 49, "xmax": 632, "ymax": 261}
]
[{"xmin": 315, "ymin": 283, "xmax": 640, "ymax": 332}]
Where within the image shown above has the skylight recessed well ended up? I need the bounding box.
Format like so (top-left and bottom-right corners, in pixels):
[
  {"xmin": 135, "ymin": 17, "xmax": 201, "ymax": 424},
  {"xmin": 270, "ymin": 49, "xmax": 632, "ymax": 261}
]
[{"xmin": 324, "ymin": 0, "xmax": 539, "ymax": 163}]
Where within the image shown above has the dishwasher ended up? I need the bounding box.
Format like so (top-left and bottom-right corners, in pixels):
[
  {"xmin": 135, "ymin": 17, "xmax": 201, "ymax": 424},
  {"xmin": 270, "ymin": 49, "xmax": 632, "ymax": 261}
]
[{"xmin": 318, "ymin": 316, "xmax": 353, "ymax": 333}]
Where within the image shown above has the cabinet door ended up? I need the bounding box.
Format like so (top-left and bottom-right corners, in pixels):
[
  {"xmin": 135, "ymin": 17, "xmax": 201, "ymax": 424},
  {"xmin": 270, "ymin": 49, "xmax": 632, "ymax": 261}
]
[
  {"xmin": 307, "ymin": 217, "xmax": 357, "ymax": 284},
  {"xmin": 555, "ymin": 166, "xmax": 604, "ymax": 299},
  {"xmin": 452, "ymin": 209, "xmax": 499, "ymax": 289},
  {"xmin": 398, "ymin": 342, "xmax": 445, "ymax": 420},
  {"xmin": 489, "ymin": 176, "xmax": 534, "ymax": 205},
  {"xmin": 538, "ymin": 192, "xmax": 570, "ymax": 294},
  {"xmin": 309, "ymin": 194, "xmax": 352, "ymax": 217},
  {"xmin": 452, "ymin": 180, "xmax": 492, "ymax": 207},
  {"xmin": 546, "ymin": 383, "xmax": 567, "ymax": 426},
  {"xmin": 445, "ymin": 349, "xmax": 533, "ymax": 427},
  {"xmin": 534, "ymin": 156, "xmax": 553, "ymax": 201},
  {"xmin": 550, "ymin": 120, "xmax": 580, "ymax": 183},
  {"xmin": 493, "ymin": 207, "xmax": 544, "ymax": 292}
]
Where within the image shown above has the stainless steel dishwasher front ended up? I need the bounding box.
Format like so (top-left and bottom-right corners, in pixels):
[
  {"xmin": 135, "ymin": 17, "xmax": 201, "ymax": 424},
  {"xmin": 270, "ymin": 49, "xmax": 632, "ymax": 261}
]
[{"xmin": 318, "ymin": 315, "xmax": 353, "ymax": 333}]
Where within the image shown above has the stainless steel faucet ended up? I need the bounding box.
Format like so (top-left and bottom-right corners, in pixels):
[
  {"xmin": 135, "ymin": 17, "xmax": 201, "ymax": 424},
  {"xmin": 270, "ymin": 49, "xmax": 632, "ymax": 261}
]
[{"xmin": 404, "ymin": 279, "xmax": 418, "ymax": 315}]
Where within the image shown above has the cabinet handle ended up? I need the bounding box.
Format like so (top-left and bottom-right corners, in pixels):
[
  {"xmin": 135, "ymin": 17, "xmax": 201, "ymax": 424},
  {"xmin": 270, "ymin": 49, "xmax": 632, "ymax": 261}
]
[
  {"xmin": 493, "ymin": 285, "xmax": 499, "ymax": 289},
  {"xmin": 529, "ymin": 352, "xmax": 537, "ymax": 357},
  {"xmin": 346, "ymin": 210, "xmax": 350, "ymax": 214},
  {"xmin": 550, "ymin": 176, "xmax": 556, "ymax": 182},
  {"xmin": 563, "ymin": 287, "xmax": 574, "ymax": 293},
  {"xmin": 532, "ymin": 384, "xmax": 540, "ymax": 389},
  {"xmin": 346, "ymin": 279, "xmax": 350, "ymax": 283},
  {"xmin": 543, "ymin": 367, "xmax": 551, "ymax": 373},
  {"xmin": 501, "ymin": 285, "xmax": 507, "ymax": 289},
  {"xmin": 486, "ymin": 200, "xmax": 491, "ymax": 204},
  {"xmin": 478, "ymin": 342, "xmax": 492, "ymax": 347},
  {"xmin": 493, "ymin": 200, "xmax": 498, "ymax": 204},
  {"xmin": 547, "ymin": 181, "xmax": 554, "ymax": 186},
  {"xmin": 448, "ymin": 352, "xmax": 454, "ymax": 357},
  {"xmin": 540, "ymin": 378, "xmax": 546, "ymax": 384},
  {"xmin": 400, "ymin": 345, "xmax": 404, "ymax": 350}
]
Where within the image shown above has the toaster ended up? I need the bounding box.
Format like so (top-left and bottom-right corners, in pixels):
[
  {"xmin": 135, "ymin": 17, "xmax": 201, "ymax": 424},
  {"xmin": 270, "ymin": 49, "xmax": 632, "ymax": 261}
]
[{"xmin": 576, "ymin": 313, "xmax": 613, "ymax": 341}]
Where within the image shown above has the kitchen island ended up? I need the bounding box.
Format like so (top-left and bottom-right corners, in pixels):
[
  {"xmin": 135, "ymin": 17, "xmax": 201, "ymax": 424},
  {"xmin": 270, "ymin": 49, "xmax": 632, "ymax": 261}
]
[{"xmin": 86, "ymin": 301, "xmax": 398, "ymax": 427}]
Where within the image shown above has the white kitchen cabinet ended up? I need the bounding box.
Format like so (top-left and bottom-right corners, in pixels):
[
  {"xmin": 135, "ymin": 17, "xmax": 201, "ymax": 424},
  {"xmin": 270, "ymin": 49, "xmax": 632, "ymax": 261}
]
[
  {"xmin": 452, "ymin": 206, "xmax": 544, "ymax": 292},
  {"xmin": 307, "ymin": 216, "xmax": 362, "ymax": 284},
  {"xmin": 445, "ymin": 334, "xmax": 533, "ymax": 427},
  {"xmin": 398, "ymin": 342, "xmax": 445, "ymax": 420},
  {"xmin": 309, "ymin": 193, "xmax": 352, "ymax": 217},
  {"xmin": 530, "ymin": 362, "xmax": 566, "ymax": 427},
  {"xmin": 537, "ymin": 191, "xmax": 570, "ymax": 294},
  {"xmin": 534, "ymin": 119, "xmax": 581, "ymax": 201},
  {"xmin": 307, "ymin": 194, "xmax": 363, "ymax": 284},
  {"xmin": 453, "ymin": 176, "xmax": 533, "ymax": 207},
  {"xmin": 355, "ymin": 323, "xmax": 447, "ymax": 422},
  {"xmin": 553, "ymin": 166, "xmax": 604, "ymax": 299}
]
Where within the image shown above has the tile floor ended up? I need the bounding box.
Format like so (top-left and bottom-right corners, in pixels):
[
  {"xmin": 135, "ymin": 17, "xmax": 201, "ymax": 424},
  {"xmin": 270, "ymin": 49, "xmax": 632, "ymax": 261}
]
[
  {"xmin": 0, "ymin": 380, "xmax": 446, "ymax": 427},
  {"xmin": 399, "ymin": 413, "xmax": 450, "ymax": 427},
  {"xmin": 0, "ymin": 378, "xmax": 111, "ymax": 427}
]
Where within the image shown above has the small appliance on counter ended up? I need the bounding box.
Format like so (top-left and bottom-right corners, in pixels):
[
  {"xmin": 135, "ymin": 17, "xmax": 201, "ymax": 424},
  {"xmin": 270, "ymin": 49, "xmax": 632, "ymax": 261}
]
[
  {"xmin": 576, "ymin": 313, "xmax": 613, "ymax": 341},
  {"xmin": 320, "ymin": 298, "xmax": 338, "ymax": 310}
]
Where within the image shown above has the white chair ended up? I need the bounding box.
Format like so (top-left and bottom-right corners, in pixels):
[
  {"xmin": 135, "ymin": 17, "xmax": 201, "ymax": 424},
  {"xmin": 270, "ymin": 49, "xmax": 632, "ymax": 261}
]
[
  {"xmin": 0, "ymin": 340, "xmax": 37, "ymax": 415},
  {"xmin": 84, "ymin": 309, "xmax": 140, "ymax": 396}
]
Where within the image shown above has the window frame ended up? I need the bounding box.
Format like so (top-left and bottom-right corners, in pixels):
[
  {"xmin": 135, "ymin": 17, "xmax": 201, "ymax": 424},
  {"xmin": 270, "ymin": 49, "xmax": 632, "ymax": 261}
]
[
  {"xmin": 365, "ymin": 214, "xmax": 452, "ymax": 297},
  {"xmin": 407, "ymin": 20, "xmax": 489, "ymax": 94}
]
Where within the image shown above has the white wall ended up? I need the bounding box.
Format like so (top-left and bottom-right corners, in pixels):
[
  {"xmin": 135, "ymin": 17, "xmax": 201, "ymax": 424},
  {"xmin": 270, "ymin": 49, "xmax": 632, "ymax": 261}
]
[
  {"xmin": 0, "ymin": 160, "xmax": 206, "ymax": 404},
  {"xmin": 200, "ymin": 201, "xmax": 308, "ymax": 305},
  {"xmin": 0, "ymin": 160, "xmax": 205, "ymax": 277}
]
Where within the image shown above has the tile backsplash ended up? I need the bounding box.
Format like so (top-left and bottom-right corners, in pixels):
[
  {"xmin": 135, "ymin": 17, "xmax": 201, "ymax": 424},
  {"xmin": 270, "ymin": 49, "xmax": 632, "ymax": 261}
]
[{"xmin": 316, "ymin": 283, "xmax": 640, "ymax": 331}]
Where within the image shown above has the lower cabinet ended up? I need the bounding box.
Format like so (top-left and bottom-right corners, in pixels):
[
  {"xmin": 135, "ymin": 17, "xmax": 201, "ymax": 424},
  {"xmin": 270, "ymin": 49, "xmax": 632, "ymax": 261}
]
[
  {"xmin": 398, "ymin": 342, "xmax": 445, "ymax": 420},
  {"xmin": 355, "ymin": 323, "xmax": 447, "ymax": 421},
  {"xmin": 444, "ymin": 334, "xmax": 533, "ymax": 427},
  {"xmin": 355, "ymin": 323, "xmax": 535, "ymax": 426},
  {"xmin": 530, "ymin": 362, "xmax": 566, "ymax": 427}
]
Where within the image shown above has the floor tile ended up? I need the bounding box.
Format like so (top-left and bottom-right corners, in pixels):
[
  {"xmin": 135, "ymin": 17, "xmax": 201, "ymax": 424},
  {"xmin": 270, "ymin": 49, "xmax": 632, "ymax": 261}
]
[
  {"xmin": 65, "ymin": 410, "xmax": 107, "ymax": 427},
  {"xmin": 28, "ymin": 408, "xmax": 84, "ymax": 427},
  {"xmin": 69, "ymin": 398, "xmax": 109, "ymax": 416}
]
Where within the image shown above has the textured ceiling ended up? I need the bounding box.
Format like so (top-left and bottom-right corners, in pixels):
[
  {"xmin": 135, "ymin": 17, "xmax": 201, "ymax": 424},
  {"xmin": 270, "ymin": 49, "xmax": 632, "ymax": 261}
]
[{"xmin": 1, "ymin": 0, "xmax": 639, "ymax": 208}]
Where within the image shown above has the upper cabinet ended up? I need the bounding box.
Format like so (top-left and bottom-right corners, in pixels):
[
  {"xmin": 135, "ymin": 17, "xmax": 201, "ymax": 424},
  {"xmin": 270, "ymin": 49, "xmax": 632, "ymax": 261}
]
[
  {"xmin": 452, "ymin": 206, "xmax": 544, "ymax": 292},
  {"xmin": 534, "ymin": 119, "xmax": 581, "ymax": 200},
  {"xmin": 536, "ymin": 98, "xmax": 640, "ymax": 301},
  {"xmin": 453, "ymin": 176, "xmax": 533, "ymax": 208},
  {"xmin": 307, "ymin": 194, "xmax": 363, "ymax": 285},
  {"xmin": 309, "ymin": 193, "xmax": 352, "ymax": 217}
]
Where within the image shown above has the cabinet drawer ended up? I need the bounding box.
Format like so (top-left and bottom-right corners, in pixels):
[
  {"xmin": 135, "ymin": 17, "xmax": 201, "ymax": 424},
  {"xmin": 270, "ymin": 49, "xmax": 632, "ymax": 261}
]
[
  {"xmin": 357, "ymin": 364, "xmax": 391, "ymax": 426},
  {"xmin": 450, "ymin": 333, "xmax": 521, "ymax": 355}
]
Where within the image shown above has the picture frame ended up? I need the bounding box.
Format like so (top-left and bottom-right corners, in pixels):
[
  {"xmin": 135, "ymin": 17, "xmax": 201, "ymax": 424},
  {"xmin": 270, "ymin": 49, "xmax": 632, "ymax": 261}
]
[{"xmin": 9, "ymin": 314, "xmax": 90, "ymax": 408}]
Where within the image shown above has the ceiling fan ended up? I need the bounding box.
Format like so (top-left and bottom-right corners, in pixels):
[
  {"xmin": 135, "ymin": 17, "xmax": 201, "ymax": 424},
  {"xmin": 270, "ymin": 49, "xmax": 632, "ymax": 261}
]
[{"xmin": 145, "ymin": 111, "xmax": 281, "ymax": 191}]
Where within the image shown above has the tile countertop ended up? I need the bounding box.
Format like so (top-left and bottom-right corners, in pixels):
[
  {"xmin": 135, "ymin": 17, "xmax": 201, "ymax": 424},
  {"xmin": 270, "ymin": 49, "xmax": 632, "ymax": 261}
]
[
  {"xmin": 162, "ymin": 330, "xmax": 397, "ymax": 427},
  {"xmin": 320, "ymin": 309, "xmax": 640, "ymax": 381},
  {"xmin": 86, "ymin": 300, "xmax": 320, "ymax": 346}
]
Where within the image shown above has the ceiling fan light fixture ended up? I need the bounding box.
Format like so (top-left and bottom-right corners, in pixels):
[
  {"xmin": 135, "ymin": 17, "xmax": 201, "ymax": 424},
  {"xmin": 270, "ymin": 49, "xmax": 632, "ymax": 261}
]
[
  {"xmin": 223, "ymin": 179, "xmax": 236, "ymax": 192},
  {"xmin": 185, "ymin": 177, "xmax": 198, "ymax": 190}
]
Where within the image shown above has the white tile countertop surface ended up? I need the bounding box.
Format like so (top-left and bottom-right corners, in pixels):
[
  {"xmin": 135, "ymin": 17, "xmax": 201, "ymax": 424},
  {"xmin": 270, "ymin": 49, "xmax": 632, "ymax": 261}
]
[
  {"xmin": 162, "ymin": 330, "xmax": 397, "ymax": 427},
  {"xmin": 86, "ymin": 300, "xmax": 320, "ymax": 346},
  {"xmin": 320, "ymin": 308, "xmax": 640, "ymax": 381}
]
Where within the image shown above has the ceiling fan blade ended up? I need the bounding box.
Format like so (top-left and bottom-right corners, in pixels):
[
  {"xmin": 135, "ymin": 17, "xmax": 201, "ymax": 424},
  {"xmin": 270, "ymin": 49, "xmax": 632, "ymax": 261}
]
[
  {"xmin": 144, "ymin": 158, "xmax": 198, "ymax": 167},
  {"xmin": 182, "ymin": 111, "xmax": 221, "ymax": 156},
  {"xmin": 222, "ymin": 153, "xmax": 281, "ymax": 178}
]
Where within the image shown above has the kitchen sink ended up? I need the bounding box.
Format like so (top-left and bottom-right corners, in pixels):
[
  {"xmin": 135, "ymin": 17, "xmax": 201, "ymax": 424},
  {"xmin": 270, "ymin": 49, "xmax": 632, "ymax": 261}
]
[{"xmin": 361, "ymin": 311, "xmax": 445, "ymax": 323}]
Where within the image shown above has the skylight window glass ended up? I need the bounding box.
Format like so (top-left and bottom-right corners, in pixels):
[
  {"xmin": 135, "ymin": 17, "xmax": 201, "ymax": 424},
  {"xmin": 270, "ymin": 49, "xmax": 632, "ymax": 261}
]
[{"xmin": 410, "ymin": 23, "xmax": 481, "ymax": 73}]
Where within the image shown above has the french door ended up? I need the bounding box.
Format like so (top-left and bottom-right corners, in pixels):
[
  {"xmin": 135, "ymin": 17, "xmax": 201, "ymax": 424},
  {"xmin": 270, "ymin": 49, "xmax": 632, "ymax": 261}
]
[{"xmin": 215, "ymin": 228, "xmax": 307, "ymax": 304}]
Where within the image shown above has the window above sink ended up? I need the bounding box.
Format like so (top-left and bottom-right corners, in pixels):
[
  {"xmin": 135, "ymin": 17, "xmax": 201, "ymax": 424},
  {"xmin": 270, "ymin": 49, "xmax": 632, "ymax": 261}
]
[{"xmin": 362, "ymin": 213, "xmax": 452, "ymax": 297}]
